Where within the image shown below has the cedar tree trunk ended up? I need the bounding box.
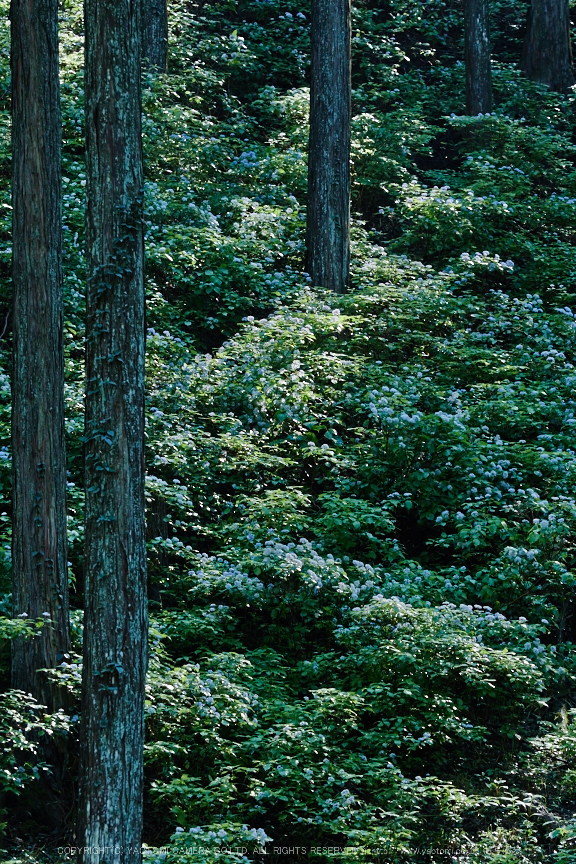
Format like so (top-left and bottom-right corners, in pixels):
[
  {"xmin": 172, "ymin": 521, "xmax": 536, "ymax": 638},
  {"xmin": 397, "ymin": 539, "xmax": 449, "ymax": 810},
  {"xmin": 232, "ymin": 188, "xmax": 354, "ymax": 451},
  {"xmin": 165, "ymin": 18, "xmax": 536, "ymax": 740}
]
[
  {"xmin": 306, "ymin": 0, "xmax": 351, "ymax": 294},
  {"xmin": 521, "ymin": 0, "xmax": 575, "ymax": 92},
  {"xmin": 464, "ymin": 0, "xmax": 492, "ymax": 114},
  {"xmin": 80, "ymin": 0, "xmax": 148, "ymax": 858},
  {"xmin": 142, "ymin": 0, "xmax": 168, "ymax": 71},
  {"xmin": 11, "ymin": 0, "xmax": 70, "ymax": 710}
]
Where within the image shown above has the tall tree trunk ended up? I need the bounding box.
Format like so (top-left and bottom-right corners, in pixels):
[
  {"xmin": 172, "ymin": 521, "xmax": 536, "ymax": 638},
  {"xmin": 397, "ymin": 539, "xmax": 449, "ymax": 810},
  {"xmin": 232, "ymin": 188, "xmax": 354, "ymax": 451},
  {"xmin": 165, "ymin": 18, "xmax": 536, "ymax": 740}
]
[
  {"xmin": 464, "ymin": 0, "xmax": 492, "ymax": 114},
  {"xmin": 521, "ymin": 0, "xmax": 575, "ymax": 93},
  {"xmin": 80, "ymin": 0, "xmax": 148, "ymax": 858},
  {"xmin": 142, "ymin": 0, "xmax": 168, "ymax": 72},
  {"xmin": 306, "ymin": 0, "xmax": 351, "ymax": 295},
  {"xmin": 11, "ymin": 0, "xmax": 70, "ymax": 711}
]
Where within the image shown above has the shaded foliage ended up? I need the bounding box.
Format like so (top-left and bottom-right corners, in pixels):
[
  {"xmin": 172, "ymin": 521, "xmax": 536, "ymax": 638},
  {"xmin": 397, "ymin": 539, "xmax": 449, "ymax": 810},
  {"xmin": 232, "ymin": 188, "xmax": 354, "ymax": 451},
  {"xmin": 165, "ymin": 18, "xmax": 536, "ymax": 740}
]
[{"xmin": 1, "ymin": 0, "xmax": 576, "ymax": 861}]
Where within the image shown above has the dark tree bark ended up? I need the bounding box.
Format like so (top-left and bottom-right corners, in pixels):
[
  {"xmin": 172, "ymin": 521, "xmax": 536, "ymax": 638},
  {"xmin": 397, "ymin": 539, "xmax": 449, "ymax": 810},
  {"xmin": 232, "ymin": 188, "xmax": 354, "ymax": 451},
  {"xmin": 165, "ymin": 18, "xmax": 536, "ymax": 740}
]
[
  {"xmin": 521, "ymin": 0, "xmax": 575, "ymax": 93},
  {"xmin": 464, "ymin": 0, "xmax": 492, "ymax": 114},
  {"xmin": 11, "ymin": 0, "xmax": 70, "ymax": 711},
  {"xmin": 306, "ymin": 0, "xmax": 351, "ymax": 295},
  {"xmin": 80, "ymin": 0, "xmax": 148, "ymax": 858},
  {"xmin": 142, "ymin": 0, "xmax": 168, "ymax": 72}
]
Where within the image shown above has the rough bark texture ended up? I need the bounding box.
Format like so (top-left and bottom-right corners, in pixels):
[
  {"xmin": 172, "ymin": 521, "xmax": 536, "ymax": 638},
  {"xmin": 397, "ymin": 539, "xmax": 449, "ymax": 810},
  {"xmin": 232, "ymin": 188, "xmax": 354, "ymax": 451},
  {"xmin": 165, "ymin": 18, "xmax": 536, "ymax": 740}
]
[
  {"xmin": 142, "ymin": 0, "xmax": 168, "ymax": 71},
  {"xmin": 521, "ymin": 0, "xmax": 575, "ymax": 93},
  {"xmin": 464, "ymin": 0, "xmax": 492, "ymax": 114},
  {"xmin": 80, "ymin": 0, "xmax": 148, "ymax": 859},
  {"xmin": 11, "ymin": 0, "xmax": 70, "ymax": 711},
  {"xmin": 306, "ymin": 0, "xmax": 351, "ymax": 295}
]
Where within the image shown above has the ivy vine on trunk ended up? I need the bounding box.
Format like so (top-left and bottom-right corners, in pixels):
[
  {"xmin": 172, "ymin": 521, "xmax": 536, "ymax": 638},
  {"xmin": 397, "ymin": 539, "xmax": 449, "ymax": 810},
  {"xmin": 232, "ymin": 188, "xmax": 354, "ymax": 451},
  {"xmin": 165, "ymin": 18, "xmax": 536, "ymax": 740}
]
[{"xmin": 80, "ymin": 0, "xmax": 148, "ymax": 858}]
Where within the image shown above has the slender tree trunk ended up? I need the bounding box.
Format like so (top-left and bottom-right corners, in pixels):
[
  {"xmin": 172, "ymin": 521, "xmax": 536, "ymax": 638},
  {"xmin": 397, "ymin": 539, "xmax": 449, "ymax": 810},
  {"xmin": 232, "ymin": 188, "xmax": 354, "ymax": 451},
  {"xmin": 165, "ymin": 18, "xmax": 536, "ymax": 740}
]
[
  {"xmin": 142, "ymin": 0, "xmax": 168, "ymax": 72},
  {"xmin": 80, "ymin": 0, "xmax": 147, "ymax": 858},
  {"xmin": 306, "ymin": 0, "xmax": 351, "ymax": 295},
  {"xmin": 464, "ymin": 0, "xmax": 492, "ymax": 114},
  {"xmin": 521, "ymin": 0, "xmax": 575, "ymax": 93},
  {"xmin": 11, "ymin": 0, "xmax": 69, "ymax": 711}
]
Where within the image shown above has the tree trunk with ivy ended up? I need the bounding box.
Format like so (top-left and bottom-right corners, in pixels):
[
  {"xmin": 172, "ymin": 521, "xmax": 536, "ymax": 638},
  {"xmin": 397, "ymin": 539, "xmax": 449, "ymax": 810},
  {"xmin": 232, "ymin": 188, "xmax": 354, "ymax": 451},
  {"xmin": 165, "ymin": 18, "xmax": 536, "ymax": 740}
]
[
  {"xmin": 142, "ymin": 0, "xmax": 168, "ymax": 71},
  {"xmin": 80, "ymin": 0, "xmax": 148, "ymax": 858},
  {"xmin": 464, "ymin": 0, "xmax": 492, "ymax": 114},
  {"xmin": 521, "ymin": 0, "xmax": 575, "ymax": 93},
  {"xmin": 11, "ymin": 0, "xmax": 70, "ymax": 711},
  {"xmin": 306, "ymin": 0, "xmax": 351, "ymax": 295}
]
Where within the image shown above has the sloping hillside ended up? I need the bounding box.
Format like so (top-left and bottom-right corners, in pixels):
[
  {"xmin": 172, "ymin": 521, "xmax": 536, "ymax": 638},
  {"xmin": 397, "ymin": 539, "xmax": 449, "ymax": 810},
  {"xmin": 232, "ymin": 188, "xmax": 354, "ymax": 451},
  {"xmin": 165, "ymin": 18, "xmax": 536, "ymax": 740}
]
[{"xmin": 2, "ymin": 0, "xmax": 576, "ymax": 861}]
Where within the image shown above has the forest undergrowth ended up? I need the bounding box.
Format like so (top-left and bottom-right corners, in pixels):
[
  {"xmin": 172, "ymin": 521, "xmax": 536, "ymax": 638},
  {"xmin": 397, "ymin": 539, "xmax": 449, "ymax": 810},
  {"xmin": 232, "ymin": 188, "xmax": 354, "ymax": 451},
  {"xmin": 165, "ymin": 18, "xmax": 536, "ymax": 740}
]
[{"xmin": 2, "ymin": 0, "xmax": 576, "ymax": 861}]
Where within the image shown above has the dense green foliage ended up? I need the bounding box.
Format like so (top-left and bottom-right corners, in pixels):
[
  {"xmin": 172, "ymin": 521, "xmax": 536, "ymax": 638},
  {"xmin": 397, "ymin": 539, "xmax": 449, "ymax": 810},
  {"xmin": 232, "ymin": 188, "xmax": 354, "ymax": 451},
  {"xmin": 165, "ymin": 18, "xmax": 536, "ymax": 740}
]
[{"xmin": 1, "ymin": 0, "xmax": 576, "ymax": 861}]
